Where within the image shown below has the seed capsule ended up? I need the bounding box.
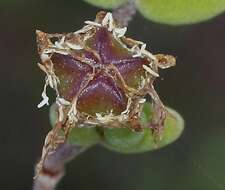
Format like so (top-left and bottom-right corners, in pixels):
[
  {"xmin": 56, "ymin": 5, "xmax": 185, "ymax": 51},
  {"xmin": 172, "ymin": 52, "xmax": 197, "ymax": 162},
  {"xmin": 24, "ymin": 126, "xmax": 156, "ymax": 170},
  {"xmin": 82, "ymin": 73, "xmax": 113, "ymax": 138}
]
[{"xmin": 35, "ymin": 11, "xmax": 177, "ymax": 178}]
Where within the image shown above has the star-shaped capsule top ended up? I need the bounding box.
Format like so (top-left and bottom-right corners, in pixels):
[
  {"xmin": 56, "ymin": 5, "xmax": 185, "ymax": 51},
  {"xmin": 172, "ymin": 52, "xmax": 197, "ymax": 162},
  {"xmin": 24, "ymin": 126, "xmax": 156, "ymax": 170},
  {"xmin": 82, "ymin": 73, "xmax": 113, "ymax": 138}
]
[
  {"xmin": 34, "ymin": 12, "xmax": 176, "ymax": 179},
  {"xmin": 36, "ymin": 11, "xmax": 175, "ymax": 121}
]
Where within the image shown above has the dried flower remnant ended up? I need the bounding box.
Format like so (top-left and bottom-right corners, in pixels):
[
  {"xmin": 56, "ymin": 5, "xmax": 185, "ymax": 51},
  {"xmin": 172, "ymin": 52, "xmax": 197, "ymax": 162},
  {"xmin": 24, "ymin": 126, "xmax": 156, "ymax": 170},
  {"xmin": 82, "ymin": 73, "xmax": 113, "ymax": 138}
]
[{"xmin": 35, "ymin": 11, "xmax": 176, "ymax": 178}]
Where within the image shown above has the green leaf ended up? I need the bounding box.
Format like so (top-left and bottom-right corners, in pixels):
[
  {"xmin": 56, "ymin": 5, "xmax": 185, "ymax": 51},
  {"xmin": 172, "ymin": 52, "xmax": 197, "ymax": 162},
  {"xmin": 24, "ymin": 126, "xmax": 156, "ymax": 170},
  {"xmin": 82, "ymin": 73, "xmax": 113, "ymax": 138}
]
[
  {"xmin": 49, "ymin": 102, "xmax": 184, "ymax": 151},
  {"xmin": 67, "ymin": 127, "xmax": 101, "ymax": 146},
  {"xmin": 102, "ymin": 103, "xmax": 184, "ymax": 153},
  {"xmin": 49, "ymin": 103, "xmax": 58, "ymax": 127},
  {"xmin": 49, "ymin": 103, "xmax": 101, "ymax": 147},
  {"xmin": 84, "ymin": 0, "xmax": 127, "ymax": 9},
  {"xmin": 136, "ymin": 0, "xmax": 225, "ymax": 25}
]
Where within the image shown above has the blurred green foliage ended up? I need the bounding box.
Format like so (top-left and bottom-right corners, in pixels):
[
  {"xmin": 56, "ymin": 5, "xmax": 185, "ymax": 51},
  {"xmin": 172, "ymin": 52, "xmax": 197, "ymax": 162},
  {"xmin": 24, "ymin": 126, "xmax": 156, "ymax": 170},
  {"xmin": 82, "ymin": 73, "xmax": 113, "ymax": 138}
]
[
  {"xmin": 84, "ymin": 0, "xmax": 127, "ymax": 9},
  {"xmin": 84, "ymin": 0, "xmax": 225, "ymax": 25},
  {"xmin": 136, "ymin": 0, "xmax": 225, "ymax": 25}
]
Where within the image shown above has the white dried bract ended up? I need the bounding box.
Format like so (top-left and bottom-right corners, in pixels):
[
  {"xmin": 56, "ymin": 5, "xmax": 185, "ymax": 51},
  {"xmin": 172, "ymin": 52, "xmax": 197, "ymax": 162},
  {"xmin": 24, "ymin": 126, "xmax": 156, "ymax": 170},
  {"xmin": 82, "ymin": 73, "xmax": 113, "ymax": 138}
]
[
  {"xmin": 57, "ymin": 104, "xmax": 64, "ymax": 122},
  {"xmin": 40, "ymin": 53, "xmax": 50, "ymax": 62},
  {"xmin": 131, "ymin": 43, "xmax": 159, "ymax": 77},
  {"xmin": 55, "ymin": 36, "xmax": 65, "ymax": 49},
  {"xmin": 53, "ymin": 36, "xmax": 84, "ymax": 51},
  {"xmin": 84, "ymin": 12, "xmax": 127, "ymax": 40},
  {"xmin": 102, "ymin": 12, "xmax": 114, "ymax": 31},
  {"xmin": 121, "ymin": 97, "xmax": 132, "ymax": 115},
  {"xmin": 142, "ymin": 49, "xmax": 156, "ymax": 61},
  {"xmin": 65, "ymin": 42, "xmax": 83, "ymax": 50},
  {"xmin": 67, "ymin": 103, "xmax": 78, "ymax": 124},
  {"xmin": 74, "ymin": 25, "xmax": 93, "ymax": 34},
  {"xmin": 37, "ymin": 85, "xmax": 49, "ymax": 108},
  {"xmin": 84, "ymin": 20, "xmax": 102, "ymax": 27},
  {"xmin": 143, "ymin": 65, "xmax": 159, "ymax": 77},
  {"xmin": 139, "ymin": 98, "xmax": 146, "ymax": 104},
  {"xmin": 57, "ymin": 97, "xmax": 71, "ymax": 106},
  {"xmin": 133, "ymin": 43, "xmax": 146, "ymax": 58},
  {"xmin": 113, "ymin": 27, "xmax": 127, "ymax": 38},
  {"xmin": 139, "ymin": 76, "xmax": 146, "ymax": 89},
  {"xmin": 94, "ymin": 112, "xmax": 128, "ymax": 125},
  {"xmin": 132, "ymin": 43, "xmax": 156, "ymax": 60},
  {"xmin": 96, "ymin": 112, "xmax": 115, "ymax": 124},
  {"xmin": 56, "ymin": 97, "xmax": 71, "ymax": 122},
  {"xmin": 43, "ymin": 48, "xmax": 68, "ymax": 55},
  {"xmin": 37, "ymin": 63, "xmax": 60, "ymax": 108}
]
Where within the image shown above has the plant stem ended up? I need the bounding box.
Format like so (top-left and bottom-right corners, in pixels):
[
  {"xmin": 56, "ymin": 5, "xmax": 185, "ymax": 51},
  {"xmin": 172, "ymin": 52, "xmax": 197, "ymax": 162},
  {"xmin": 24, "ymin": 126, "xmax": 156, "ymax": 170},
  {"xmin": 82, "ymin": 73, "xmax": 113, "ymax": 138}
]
[
  {"xmin": 32, "ymin": 143, "xmax": 85, "ymax": 190},
  {"xmin": 112, "ymin": 0, "xmax": 136, "ymax": 27}
]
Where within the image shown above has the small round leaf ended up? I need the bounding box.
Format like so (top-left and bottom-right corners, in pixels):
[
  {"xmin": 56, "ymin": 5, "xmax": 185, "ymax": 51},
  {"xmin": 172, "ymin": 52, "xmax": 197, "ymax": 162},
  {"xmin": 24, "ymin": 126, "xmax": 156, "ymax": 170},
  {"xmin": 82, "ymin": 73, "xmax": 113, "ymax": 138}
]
[
  {"xmin": 84, "ymin": 0, "xmax": 127, "ymax": 9},
  {"xmin": 102, "ymin": 103, "xmax": 184, "ymax": 153},
  {"xmin": 67, "ymin": 127, "xmax": 101, "ymax": 146},
  {"xmin": 49, "ymin": 103, "xmax": 101, "ymax": 147},
  {"xmin": 136, "ymin": 0, "xmax": 225, "ymax": 25}
]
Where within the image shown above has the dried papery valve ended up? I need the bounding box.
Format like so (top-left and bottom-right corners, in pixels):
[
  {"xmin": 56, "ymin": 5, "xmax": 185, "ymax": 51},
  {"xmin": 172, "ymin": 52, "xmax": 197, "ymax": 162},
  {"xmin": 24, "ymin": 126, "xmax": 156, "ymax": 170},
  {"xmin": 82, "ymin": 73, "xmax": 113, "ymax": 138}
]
[{"xmin": 35, "ymin": 11, "xmax": 176, "ymax": 178}]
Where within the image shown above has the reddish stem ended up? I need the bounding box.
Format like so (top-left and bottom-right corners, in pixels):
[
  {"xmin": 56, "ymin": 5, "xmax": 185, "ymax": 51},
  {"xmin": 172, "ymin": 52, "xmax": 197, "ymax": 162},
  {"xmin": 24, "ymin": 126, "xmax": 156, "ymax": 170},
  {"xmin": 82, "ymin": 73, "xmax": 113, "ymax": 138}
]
[
  {"xmin": 112, "ymin": 0, "xmax": 136, "ymax": 27},
  {"xmin": 33, "ymin": 143, "xmax": 85, "ymax": 190}
]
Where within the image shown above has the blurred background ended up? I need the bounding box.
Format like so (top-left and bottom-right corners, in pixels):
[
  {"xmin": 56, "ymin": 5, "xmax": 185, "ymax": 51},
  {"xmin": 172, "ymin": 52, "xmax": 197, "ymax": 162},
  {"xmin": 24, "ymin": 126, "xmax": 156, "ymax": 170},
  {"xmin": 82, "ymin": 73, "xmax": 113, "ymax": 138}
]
[{"xmin": 1, "ymin": 0, "xmax": 225, "ymax": 189}]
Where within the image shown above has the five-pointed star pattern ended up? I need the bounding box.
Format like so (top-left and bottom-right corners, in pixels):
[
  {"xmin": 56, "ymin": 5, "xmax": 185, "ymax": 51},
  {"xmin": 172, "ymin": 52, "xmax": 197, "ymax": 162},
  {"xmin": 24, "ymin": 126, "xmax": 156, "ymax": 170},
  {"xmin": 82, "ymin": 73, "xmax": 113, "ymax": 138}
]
[{"xmin": 34, "ymin": 11, "xmax": 176, "ymax": 178}]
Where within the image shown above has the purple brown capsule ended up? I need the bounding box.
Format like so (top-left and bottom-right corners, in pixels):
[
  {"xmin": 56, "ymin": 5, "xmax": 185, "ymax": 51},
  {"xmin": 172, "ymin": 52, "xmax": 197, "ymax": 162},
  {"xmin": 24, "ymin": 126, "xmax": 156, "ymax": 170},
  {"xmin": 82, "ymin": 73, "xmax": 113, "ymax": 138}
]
[{"xmin": 35, "ymin": 11, "xmax": 176, "ymax": 177}]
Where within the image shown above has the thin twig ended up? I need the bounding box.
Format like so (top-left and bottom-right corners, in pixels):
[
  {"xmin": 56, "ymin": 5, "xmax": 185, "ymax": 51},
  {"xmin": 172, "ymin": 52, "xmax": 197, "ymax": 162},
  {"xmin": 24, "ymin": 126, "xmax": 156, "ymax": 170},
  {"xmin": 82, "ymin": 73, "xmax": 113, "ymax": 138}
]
[
  {"xmin": 112, "ymin": 0, "xmax": 136, "ymax": 27},
  {"xmin": 32, "ymin": 143, "xmax": 85, "ymax": 190}
]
